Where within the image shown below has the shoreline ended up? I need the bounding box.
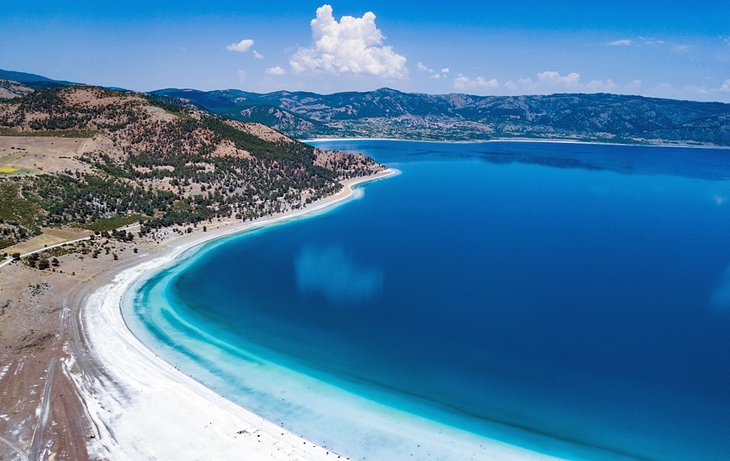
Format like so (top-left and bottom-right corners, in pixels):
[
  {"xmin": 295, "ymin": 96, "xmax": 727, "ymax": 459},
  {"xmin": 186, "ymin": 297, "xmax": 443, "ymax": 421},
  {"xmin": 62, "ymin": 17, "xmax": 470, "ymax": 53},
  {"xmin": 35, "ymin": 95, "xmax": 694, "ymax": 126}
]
[
  {"xmin": 75, "ymin": 164, "xmax": 564, "ymax": 461},
  {"xmin": 73, "ymin": 168, "xmax": 398, "ymax": 460},
  {"xmin": 302, "ymin": 136, "xmax": 730, "ymax": 150}
]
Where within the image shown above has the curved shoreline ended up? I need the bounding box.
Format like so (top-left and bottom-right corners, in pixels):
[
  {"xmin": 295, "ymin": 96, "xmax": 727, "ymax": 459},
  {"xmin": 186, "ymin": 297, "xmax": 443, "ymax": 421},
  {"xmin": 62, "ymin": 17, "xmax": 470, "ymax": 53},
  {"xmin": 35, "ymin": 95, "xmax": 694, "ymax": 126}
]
[
  {"xmin": 72, "ymin": 169, "xmax": 398, "ymax": 460},
  {"xmin": 70, "ymin": 165, "xmax": 565, "ymax": 461}
]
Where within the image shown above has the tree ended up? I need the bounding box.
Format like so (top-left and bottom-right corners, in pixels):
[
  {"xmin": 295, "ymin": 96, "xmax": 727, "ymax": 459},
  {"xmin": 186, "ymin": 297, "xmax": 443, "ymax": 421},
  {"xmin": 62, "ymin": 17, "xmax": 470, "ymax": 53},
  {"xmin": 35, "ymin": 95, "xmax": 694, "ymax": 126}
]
[{"xmin": 37, "ymin": 258, "xmax": 50, "ymax": 270}]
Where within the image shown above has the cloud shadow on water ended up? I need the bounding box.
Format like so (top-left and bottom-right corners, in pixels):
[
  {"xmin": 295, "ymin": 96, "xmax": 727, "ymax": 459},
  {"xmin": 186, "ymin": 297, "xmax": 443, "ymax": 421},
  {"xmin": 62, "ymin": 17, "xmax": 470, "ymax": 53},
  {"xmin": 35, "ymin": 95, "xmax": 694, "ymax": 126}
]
[{"xmin": 295, "ymin": 245, "xmax": 383, "ymax": 304}]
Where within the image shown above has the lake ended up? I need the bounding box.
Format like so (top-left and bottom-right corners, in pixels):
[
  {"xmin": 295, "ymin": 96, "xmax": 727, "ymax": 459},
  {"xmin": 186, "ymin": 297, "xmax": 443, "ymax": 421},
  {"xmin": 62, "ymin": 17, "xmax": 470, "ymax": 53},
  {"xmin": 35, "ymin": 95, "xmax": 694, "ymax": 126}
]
[{"xmin": 126, "ymin": 140, "xmax": 730, "ymax": 461}]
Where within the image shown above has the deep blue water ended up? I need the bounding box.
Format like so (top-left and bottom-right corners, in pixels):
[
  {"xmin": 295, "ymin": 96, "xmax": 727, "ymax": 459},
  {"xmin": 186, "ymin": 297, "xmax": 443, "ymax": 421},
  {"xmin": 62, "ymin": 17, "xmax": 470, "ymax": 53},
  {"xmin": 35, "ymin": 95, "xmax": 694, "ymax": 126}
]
[{"xmin": 129, "ymin": 141, "xmax": 730, "ymax": 461}]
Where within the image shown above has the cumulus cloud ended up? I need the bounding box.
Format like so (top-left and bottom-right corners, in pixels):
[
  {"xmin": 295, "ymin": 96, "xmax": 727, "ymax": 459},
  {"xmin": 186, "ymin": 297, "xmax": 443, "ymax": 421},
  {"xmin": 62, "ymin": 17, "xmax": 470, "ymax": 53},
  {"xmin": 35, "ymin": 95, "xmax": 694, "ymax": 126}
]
[
  {"xmin": 289, "ymin": 4, "xmax": 407, "ymax": 78},
  {"xmin": 266, "ymin": 66, "xmax": 287, "ymax": 76},
  {"xmin": 536, "ymin": 70, "xmax": 581, "ymax": 87},
  {"xmin": 504, "ymin": 71, "xmax": 581, "ymax": 91},
  {"xmin": 237, "ymin": 69, "xmax": 246, "ymax": 81},
  {"xmin": 607, "ymin": 39, "xmax": 632, "ymax": 46},
  {"xmin": 453, "ymin": 74, "xmax": 499, "ymax": 92},
  {"xmin": 253, "ymin": 50, "xmax": 264, "ymax": 59},
  {"xmin": 227, "ymin": 38, "xmax": 255, "ymax": 53},
  {"xmin": 721, "ymin": 79, "xmax": 730, "ymax": 92}
]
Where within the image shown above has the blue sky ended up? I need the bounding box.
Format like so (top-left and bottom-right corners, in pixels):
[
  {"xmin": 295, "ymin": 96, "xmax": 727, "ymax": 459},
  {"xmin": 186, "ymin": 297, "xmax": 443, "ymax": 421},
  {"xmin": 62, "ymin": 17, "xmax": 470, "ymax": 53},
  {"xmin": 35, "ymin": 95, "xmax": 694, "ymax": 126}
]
[{"xmin": 1, "ymin": 1, "xmax": 729, "ymax": 101}]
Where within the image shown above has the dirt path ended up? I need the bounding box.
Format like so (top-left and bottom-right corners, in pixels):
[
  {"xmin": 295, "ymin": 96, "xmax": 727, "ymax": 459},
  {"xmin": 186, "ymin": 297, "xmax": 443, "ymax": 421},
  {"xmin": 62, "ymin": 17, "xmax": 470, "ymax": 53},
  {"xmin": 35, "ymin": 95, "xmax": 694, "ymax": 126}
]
[{"xmin": 1, "ymin": 230, "xmax": 93, "ymax": 268}]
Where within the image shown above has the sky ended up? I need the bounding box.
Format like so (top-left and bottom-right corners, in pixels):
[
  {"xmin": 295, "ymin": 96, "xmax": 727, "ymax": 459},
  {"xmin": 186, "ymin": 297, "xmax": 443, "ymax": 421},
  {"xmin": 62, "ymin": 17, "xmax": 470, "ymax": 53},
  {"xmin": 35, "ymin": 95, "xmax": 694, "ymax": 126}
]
[{"xmin": 1, "ymin": 0, "xmax": 729, "ymax": 101}]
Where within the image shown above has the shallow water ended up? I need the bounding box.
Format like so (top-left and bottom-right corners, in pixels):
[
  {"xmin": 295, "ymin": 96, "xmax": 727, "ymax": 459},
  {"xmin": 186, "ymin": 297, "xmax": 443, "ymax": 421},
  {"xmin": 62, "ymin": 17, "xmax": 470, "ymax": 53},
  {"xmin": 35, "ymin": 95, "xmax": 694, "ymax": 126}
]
[{"xmin": 127, "ymin": 141, "xmax": 730, "ymax": 460}]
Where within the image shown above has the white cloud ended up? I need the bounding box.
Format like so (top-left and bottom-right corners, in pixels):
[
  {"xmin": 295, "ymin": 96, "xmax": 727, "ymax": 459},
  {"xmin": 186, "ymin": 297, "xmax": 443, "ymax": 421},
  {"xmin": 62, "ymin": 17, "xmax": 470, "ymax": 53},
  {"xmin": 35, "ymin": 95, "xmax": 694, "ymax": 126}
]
[
  {"xmin": 647, "ymin": 79, "xmax": 730, "ymax": 102},
  {"xmin": 289, "ymin": 4, "xmax": 407, "ymax": 78},
  {"xmin": 237, "ymin": 69, "xmax": 246, "ymax": 81},
  {"xmin": 503, "ymin": 71, "xmax": 641, "ymax": 95},
  {"xmin": 253, "ymin": 50, "xmax": 264, "ymax": 59},
  {"xmin": 607, "ymin": 37, "xmax": 693, "ymax": 53},
  {"xmin": 585, "ymin": 79, "xmax": 618, "ymax": 92},
  {"xmin": 536, "ymin": 70, "xmax": 581, "ymax": 88},
  {"xmin": 266, "ymin": 66, "xmax": 287, "ymax": 76},
  {"xmin": 443, "ymin": 69, "xmax": 729, "ymax": 102},
  {"xmin": 453, "ymin": 74, "xmax": 499, "ymax": 92},
  {"xmin": 636, "ymin": 36, "xmax": 666, "ymax": 47},
  {"xmin": 417, "ymin": 62, "xmax": 449, "ymax": 79},
  {"xmin": 607, "ymin": 39, "xmax": 632, "ymax": 46},
  {"xmin": 227, "ymin": 39, "xmax": 255, "ymax": 53}
]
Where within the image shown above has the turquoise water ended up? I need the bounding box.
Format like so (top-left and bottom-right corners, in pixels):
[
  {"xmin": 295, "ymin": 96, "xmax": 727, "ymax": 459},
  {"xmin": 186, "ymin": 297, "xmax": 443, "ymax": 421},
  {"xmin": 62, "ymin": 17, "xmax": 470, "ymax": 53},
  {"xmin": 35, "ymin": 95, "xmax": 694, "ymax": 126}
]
[{"xmin": 126, "ymin": 141, "xmax": 730, "ymax": 461}]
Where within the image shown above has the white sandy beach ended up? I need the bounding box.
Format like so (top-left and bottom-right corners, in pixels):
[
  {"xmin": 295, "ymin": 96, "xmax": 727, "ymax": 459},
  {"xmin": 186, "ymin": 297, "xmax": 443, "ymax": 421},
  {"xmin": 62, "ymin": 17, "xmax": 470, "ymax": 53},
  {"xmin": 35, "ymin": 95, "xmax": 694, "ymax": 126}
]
[
  {"xmin": 70, "ymin": 167, "xmax": 561, "ymax": 461},
  {"xmin": 70, "ymin": 170, "xmax": 397, "ymax": 460}
]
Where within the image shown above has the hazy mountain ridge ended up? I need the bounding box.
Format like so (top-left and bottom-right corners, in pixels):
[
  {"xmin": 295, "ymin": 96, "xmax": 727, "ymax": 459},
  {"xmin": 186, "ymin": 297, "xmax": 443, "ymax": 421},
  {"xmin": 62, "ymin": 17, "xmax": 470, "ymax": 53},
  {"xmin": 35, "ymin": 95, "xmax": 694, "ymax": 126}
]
[
  {"xmin": 154, "ymin": 87, "xmax": 730, "ymax": 146},
  {"xmin": 0, "ymin": 69, "xmax": 77, "ymax": 89}
]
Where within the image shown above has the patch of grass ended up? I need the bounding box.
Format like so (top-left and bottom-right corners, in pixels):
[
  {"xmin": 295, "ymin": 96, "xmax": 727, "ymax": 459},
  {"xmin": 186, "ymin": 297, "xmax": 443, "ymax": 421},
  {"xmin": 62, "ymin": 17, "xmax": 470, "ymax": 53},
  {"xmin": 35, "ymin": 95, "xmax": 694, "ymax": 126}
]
[
  {"xmin": 0, "ymin": 127, "xmax": 97, "ymax": 138},
  {"xmin": 82, "ymin": 213, "xmax": 145, "ymax": 233},
  {"xmin": 0, "ymin": 166, "xmax": 32, "ymax": 176}
]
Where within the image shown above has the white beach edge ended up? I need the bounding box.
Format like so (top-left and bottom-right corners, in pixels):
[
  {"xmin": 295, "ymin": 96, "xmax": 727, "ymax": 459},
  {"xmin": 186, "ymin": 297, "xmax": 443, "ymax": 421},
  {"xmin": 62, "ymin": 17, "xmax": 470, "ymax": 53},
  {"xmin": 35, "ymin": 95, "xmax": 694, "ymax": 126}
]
[
  {"xmin": 67, "ymin": 167, "xmax": 560, "ymax": 461},
  {"xmin": 70, "ymin": 169, "xmax": 397, "ymax": 461}
]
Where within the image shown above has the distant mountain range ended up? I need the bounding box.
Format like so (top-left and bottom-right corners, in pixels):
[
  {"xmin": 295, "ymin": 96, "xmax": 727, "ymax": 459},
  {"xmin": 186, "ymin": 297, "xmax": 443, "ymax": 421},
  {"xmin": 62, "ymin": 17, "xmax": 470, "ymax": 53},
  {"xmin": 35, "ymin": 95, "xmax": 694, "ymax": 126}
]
[
  {"xmin": 2, "ymin": 69, "xmax": 729, "ymax": 146},
  {"xmin": 152, "ymin": 88, "xmax": 730, "ymax": 146},
  {"xmin": 0, "ymin": 69, "xmax": 77, "ymax": 89}
]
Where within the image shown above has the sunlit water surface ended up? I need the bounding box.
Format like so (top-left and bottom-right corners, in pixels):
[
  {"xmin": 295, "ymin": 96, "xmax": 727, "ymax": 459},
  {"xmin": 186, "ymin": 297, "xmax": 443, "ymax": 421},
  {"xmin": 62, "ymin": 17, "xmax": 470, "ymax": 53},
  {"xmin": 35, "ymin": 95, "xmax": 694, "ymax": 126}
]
[{"xmin": 126, "ymin": 141, "xmax": 730, "ymax": 461}]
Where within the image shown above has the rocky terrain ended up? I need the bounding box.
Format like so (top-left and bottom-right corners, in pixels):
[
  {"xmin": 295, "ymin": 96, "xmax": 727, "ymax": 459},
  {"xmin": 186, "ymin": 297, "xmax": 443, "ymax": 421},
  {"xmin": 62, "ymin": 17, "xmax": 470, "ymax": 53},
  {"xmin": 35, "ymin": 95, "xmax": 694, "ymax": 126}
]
[
  {"xmin": 0, "ymin": 83, "xmax": 382, "ymax": 251},
  {"xmin": 153, "ymin": 87, "xmax": 730, "ymax": 146},
  {"xmin": 0, "ymin": 80, "xmax": 33, "ymax": 99}
]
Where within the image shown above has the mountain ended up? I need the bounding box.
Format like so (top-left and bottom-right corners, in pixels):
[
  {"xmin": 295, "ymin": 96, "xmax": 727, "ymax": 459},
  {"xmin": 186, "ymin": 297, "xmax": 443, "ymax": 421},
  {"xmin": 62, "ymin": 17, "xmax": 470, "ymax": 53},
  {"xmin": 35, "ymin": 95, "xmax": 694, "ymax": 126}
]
[
  {"xmin": 154, "ymin": 87, "xmax": 730, "ymax": 146},
  {"xmin": 0, "ymin": 80, "xmax": 34, "ymax": 99},
  {"xmin": 152, "ymin": 88, "xmax": 332, "ymax": 138},
  {"xmin": 0, "ymin": 69, "xmax": 76, "ymax": 89},
  {"xmin": 0, "ymin": 84, "xmax": 382, "ymax": 248},
  {"xmin": 3, "ymin": 69, "xmax": 728, "ymax": 146}
]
